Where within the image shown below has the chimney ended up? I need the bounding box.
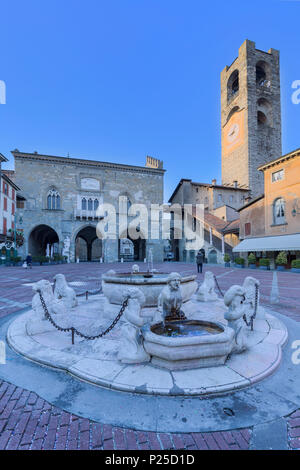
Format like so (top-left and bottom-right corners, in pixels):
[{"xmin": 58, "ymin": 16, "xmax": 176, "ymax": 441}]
[
  {"xmin": 212, "ymin": 179, "xmax": 217, "ymax": 186},
  {"xmin": 233, "ymin": 180, "xmax": 238, "ymax": 188}
]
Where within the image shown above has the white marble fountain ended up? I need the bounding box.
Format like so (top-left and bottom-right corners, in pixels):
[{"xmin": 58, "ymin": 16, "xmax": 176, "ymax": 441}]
[{"xmin": 7, "ymin": 266, "xmax": 288, "ymax": 396}]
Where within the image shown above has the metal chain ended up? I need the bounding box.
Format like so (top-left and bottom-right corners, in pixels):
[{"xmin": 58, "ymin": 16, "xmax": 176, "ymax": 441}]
[
  {"xmin": 243, "ymin": 284, "xmax": 259, "ymax": 331},
  {"xmin": 38, "ymin": 291, "xmax": 129, "ymax": 343},
  {"xmin": 213, "ymin": 275, "xmax": 224, "ymax": 298}
]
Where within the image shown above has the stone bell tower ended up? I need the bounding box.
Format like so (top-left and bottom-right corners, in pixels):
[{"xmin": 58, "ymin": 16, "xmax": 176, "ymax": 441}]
[{"xmin": 221, "ymin": 39, "xmax": 282, "ymax": 197}]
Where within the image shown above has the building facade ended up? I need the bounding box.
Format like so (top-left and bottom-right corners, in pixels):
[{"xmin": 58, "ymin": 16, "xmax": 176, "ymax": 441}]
[
  {"xmin": 221, "ymin": 39, "xmax": 282, "ymax": 197},
  {"xmin": 0, "ymin": 154, "xmax": 20, "ymax": 252},
  {"xmin": 168, "ymin": 178, "xmax": 249, "ymax": 212},
  {"xmin": 12, "ymin": 150, "xmax": 165, "ymax": 263},
  {"xmin": 234, "ymin": 148, "xmax": 300, "ymax": 267}
]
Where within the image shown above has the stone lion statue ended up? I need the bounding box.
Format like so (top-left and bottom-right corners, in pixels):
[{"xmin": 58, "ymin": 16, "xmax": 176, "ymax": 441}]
[
  {"xmin": 224, "ymin": 285, "xmax": 247, "ymax": 353},
  {"xmin": 30, "ymin": 280, "xmax": 70, "ymax": 334},
  {"xmin": 197, "ymin": 271, "xmax": 218, "ymax": 302},
  {"xmin": 32, "ymin": 280, "xmax": 57, "ymax": 320},
  {"xmin": 54, "ymin": 274, "xmax": 78, "ymax": 308},
  {"xmin": 117, "ymin": 287, "xmax": 150, "ymax": 364},
  {"xmin": 157, "ymin": 272, "xmax": 185, "ymax": 323}
]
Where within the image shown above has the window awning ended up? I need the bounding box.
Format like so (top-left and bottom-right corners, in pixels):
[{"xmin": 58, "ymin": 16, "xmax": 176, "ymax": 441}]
[{"xmin": 233, "ymin": 233, "xmax": 300, "ymax": 253}]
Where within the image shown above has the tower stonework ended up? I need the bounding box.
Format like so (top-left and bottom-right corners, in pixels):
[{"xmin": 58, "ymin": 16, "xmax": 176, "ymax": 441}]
[{"xmin": 221, "ymin": 40, "xmax": 282, "ymax": 197}]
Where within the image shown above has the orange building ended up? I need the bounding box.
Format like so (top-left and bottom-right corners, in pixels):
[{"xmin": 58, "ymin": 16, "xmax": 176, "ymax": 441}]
[{"xmin": 234, "ymin": 148, "xmax": 300, "ymax": 267}]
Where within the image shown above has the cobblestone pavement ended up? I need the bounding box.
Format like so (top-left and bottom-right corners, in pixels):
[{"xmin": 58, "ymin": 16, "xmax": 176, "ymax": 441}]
[{"xmin": 0, "ymin": 262, "xmax": 299, "ymax": 450}]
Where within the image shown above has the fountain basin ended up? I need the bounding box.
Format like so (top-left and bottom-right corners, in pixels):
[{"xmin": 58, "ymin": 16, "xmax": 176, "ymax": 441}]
[
  {"xmin": 102, "ymin": 272, "xmax": 197, "ymax": 307},
  {"xmin": 142, "ymin": 320, "xmax": 235, "ymax": 370}
]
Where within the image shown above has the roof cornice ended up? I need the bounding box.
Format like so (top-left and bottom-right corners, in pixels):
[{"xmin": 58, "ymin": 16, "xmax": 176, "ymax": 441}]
[
  {"xmin": 11, "ymin": 151, "xmax": 166, "ymax": 175},
  {"xmin": 258, "ymin": 148, "xmax": 300, "ymax": 172}
]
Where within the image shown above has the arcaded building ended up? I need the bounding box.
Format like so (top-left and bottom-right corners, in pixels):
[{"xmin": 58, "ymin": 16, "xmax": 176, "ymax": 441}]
[{"xmin": 12, "ymin": 151, "xmax": 165, "ymax": 263}]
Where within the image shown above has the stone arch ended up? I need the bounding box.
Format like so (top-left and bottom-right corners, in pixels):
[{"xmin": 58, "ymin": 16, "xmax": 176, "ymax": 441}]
[
  {"xmin": 256, "ymin": 60, "xmax": 271, "ymax": 87},
  {"xmin": 74, "ymin": 224, "xmax": 102, "ymax": 261},
  {"xmin": 226, "ymin": 106, "xmax": 240, "ymax": 124},
  {"xmin": 227, "ymin": 70, "xmax": 239, "ymax": 102},
  {"xmin": 119, "ymin": 229, "xmax": 146, "ymax": 262},
  {"xmin": 28, "ymin": 224, "xmax": 60, "ymax": 257},
  {"xmin": 257, "ymin": 97, "xmax": 273, "ymax": 126}
]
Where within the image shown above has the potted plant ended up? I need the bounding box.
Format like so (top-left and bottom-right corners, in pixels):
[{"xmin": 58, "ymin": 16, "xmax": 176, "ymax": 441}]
[
  {"xmin": 234, "ymin": 257, "xmax": 245, "ymax": 268},
  {"xmin": 224, "ymin": 253, "xmax": 231, "ymax": 267},
  {"xmin": 248, "ymin": 253, "xmax": 256, "ymax": 269},
  {"xmin": 259, "ymin": 258, "xmax": 270, "ymax": 270},
  {"xmin": 276, "ymin": 251, "xmax": 288, "ymax": 271},
  {"xmin": 291, "ymin": 260, "xmax": 300, "ymax": 273},
  {"xmin": 12, "ymin": 256, "xmax": 22, "ymax": 266}
]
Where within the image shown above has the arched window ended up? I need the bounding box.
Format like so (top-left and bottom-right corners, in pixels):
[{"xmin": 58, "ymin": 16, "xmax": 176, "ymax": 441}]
[
  {"xmin": 257, "ymin": 111, "xmax": 267, "ymax": 126},
  {"xmin": 88, "ymin": 198, "xmax": 93, "ymax": 211},
  {"xmin": 81, "ymin": 198, "xmax": 87, "ymax": 210},
  {"xmin": 94, "ymin": 199, "xmax": 99, "ymax": 211},
  {"xmin": 227, "ymin": 70, "xmax": 239, "ymax": 102},
  {"xmin": 256, "ymin": 61, "xmax": 271, "ymax": 87},
  {"xmin": 257, "ymin": 98, "xmax": 272, "ymax": 126},
  {"xmin": 273, "ymin": 198, "xmax": 285, "ymax": 225},
  {"xmin": 46, "ymin": 189, "xmax": 61, "ymax": 210}
]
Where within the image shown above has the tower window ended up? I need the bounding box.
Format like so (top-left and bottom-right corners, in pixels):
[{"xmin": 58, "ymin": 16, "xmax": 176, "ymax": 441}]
[
  {"xmin": 257, "ymin": 98, "xmax": 272, "ymax": 127},
  {"xmin": 227, "ymin": 70, "xmax": 239, "ymax": 102},
  {"xmin": 256, "ymin": 61, "xmax": 271, "ymax": 87},
  {"xmin": 257, "ymin": 111, "xmax": 267, "ymax": 125}
]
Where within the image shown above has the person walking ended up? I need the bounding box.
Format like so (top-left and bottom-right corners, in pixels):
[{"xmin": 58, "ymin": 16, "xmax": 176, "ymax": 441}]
[
  {"xmin": 26, "ymin": 253, "xmax": 32, "ymax": 269},
  {"xmin": 196, "ymin": 250, "xmax": 204, "ymax": 273}
]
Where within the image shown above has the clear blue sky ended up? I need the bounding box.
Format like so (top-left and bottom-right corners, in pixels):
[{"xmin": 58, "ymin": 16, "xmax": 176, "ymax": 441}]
[{"xmin": 0, "ymin": 0, "xmax": 299, "ymax": 201}]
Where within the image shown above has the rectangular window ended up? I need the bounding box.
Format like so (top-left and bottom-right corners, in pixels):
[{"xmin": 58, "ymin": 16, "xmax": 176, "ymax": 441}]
[
  {"xmin": 3, "ymin": 197, "xmax": 7, "ymax": 211},
  {"xmin": 12, "ymin": 203, "xmax": 15, "ymax": 215},
  {"xmin": 12, "ymin": 189, "xmax": 15, "ymax": 200},
  {"xmin": 17, "ymin": 200, "xmax": 24, "ymax": 209},
  {"xmin": 245, "ymin": 223, "xmax": 251, "ymax": 236},
  {"xmin": 272, "ymin": 169, "xmax": 284, "ymax": 182},
  {"xmin": 3, "ymin": 218, "xmax": 7, "ymax": 235}
]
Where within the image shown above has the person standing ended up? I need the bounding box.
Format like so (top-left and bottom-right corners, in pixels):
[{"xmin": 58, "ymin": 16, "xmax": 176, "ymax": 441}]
[
  {"xmin": 196, "ymin": 250, "xmax": 204, "ymax": 273},
  {"xmin": 26, "ymin": 253, "xmax": 32, "ymax": 269}
]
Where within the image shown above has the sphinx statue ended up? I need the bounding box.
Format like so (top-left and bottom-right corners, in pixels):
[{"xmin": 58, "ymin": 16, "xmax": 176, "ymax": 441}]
[
  {"xmin": 54, "ymin": 274, "xmax": 78, "ymax": 309},
  {"xmin": 157, "ymin": 272, "xmax": 186, "ymax": 323},
  {"xmin": 197, "ymin": 271, "xmax": 218, "ymax": 302},
  {"xmin": 117, "ymin": 288, "xmax": 150, "ymax": 364},
  {"xmin": 224, "ymin": 285, "xmax": 248, "ymax": 353}
]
